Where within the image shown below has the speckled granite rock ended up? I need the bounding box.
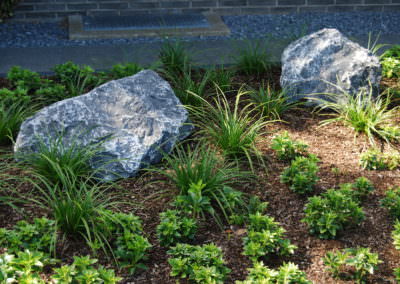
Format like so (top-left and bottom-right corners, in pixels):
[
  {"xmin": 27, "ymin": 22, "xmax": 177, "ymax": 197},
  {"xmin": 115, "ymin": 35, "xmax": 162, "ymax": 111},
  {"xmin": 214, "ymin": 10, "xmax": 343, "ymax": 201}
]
[
  {"xmin": 280, "ymin": 28, "xmax": 381, "ymax": 104},
  {"xmin": 14, "ymin": 70, "xmax": 193, "ymax": 181}
]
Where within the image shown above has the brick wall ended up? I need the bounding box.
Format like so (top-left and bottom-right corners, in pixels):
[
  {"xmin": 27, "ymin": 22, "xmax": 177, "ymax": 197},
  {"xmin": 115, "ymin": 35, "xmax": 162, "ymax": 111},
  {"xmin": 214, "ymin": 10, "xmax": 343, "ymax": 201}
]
[{"xmin": 13, "ymin": 0, "xmax": 400, "ymax": 22}]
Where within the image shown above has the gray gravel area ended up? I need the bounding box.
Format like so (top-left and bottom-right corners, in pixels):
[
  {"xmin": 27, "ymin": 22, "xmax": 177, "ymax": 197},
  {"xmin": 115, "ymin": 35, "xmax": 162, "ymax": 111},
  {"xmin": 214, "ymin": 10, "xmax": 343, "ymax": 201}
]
[{"xmin": 1, "ymin": 11, "xmax": 400, "ymax": 48}]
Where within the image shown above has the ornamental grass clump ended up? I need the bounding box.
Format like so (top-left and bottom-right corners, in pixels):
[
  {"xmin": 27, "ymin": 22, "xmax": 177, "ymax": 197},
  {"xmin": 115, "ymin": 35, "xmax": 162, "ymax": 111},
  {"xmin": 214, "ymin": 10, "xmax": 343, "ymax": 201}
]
[
  {"xmin": 359, "ymin": 148, "xmax": 400, "ymax": 170},
  {"xmin": 159, "ymin": 40, "xmax": 191, "ymax": 76},
  {"xmin": 185, "ymin": 87, "xmax": 269, "ymax": 171},
  {"xmin": 312, "ymin": 85, "xmax": 400, "ymax": 145},
  {"xmin": 234, "ymin": 40, "xmax": 271, "ymax": 77}
]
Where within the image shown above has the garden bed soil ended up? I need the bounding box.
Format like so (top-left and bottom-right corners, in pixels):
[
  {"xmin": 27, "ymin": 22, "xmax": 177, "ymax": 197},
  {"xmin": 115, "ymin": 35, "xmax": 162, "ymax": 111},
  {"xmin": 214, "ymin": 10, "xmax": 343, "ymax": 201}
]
[{"xmin": 1, "ymin": 69, "xmax": 400, "ymax": 283}]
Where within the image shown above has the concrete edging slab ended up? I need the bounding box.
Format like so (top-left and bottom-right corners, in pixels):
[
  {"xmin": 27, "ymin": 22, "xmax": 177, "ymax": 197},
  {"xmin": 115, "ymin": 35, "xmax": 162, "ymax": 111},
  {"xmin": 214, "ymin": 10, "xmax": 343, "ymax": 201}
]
[{"xmin": 68, "ymin": 13, "xmax": 230, "ymax": 40}]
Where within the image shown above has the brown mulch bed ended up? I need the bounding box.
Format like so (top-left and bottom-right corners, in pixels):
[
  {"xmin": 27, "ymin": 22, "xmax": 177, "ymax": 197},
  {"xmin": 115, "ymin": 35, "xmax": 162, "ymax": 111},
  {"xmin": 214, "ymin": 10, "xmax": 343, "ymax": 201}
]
[{"xmin": 1, "ymin": 68, "xmax": 400, "ymax": 283}]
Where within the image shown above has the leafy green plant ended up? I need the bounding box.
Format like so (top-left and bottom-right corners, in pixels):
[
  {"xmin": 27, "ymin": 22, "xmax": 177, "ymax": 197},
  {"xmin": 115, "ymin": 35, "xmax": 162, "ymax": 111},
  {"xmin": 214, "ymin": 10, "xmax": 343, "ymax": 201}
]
[
  {"xmin": 324, "ymin": 248, "xmax": 381, "ymax": 283},
  {"xmin": 280, "ymin": 155, "xmax": 319, "ymax": 194},
  {"xmin": 359, "ymin": 148, "xmax": 400, "ymax": 170},
  {"xmin": 392, "ymin": 220, "xmax": 400, "ymax": 250},
  {"xmin": 381, "ymin": 45, "xmax": 400, "ymax": 59},
  {"xmin": 0, "ymin": 0, "xmax": 19, "ymax": 20},
  {"xmin": 234, "ymin": 40, "xmax": 271, "ymax": 77},
  {"xmin": 381, "ymin": 57, "xmax": 400, "ymax": 78},
  {"xmin": 0, "ymin": 87, "xmax": 30, "ymax": 105},
  {"xmin": 250, "ymin": 84, "xmax": 297, "ymax": 119},
  {"xmin": 236, "ymin": 261, "xmax": 311, "ymax": 284},
  {"xmin": 0, "ymin": 99, "xmax": 32, "ymax": 145},
  {"xmin": 381, "ymin": 187, "xmax": 400, "ymax": 218},
  {"xmin": 34, "ymin": 82, "xmax": 67, "ymax": 104},
  {"xmin": 208, "ymin": 67, "xmax": 235, "ymax": 93},
  {"xmin": 151, "ymin": 144, "xmax": 251, "ymax": 224},
  {"xmin": 106, "ymin": 211, "xmax": 151, "ymax": 274},
  {"xmin": 0, "ymin": 217, "xmax": 56, "ymax": 255},
  {"xmin": 271, "ymin": 131, "xmax": 309, "ymax": 162},
  {"xmin": 0, "ymin": 250, "xmax": 55, "ymax": 283},
  {"xmin": 243, "ymin": 212, "xmax": 296, "ymax": 262},
  {"xmin": 168, "ymin": 68, "xmax": 211, "ymax": 107},
  {"xmin": 52, "ymin": 255, "xmax": 121, "ymax": 283},
  {"xmin": 167, "ymin": 243, "xmax": 230, "ymax": 283},
  {"xmin": 302, "ymin": 188, "xmax": 365, "ymax": 239},
  {"xmin": 347, "ymin": 177, "xmax": 375, "ymax": 201},
  {"xmin": 185, "ymin": 87, "xmax": 269, "ymax": 170},
  {"xmin": 156, "ymin": 209, "xmax": 197, "ymax": 247},
  {"xmin": 313, "ymin": 86, "xmax": 400, "ymax": 144},
  {"xmin": 159, "ymin": 40, "xmax": 190, "ymax": 76},
  {"xmin": 7, "ymin": 66, "xmax": 41, "ymax": 92},
  {"xmin": 110, "ymin": 63, "xmax": 143, "ymax": 79},
  {"xmin": 53, "ymin": 61, "xmax": 99, "ymax": 98}
]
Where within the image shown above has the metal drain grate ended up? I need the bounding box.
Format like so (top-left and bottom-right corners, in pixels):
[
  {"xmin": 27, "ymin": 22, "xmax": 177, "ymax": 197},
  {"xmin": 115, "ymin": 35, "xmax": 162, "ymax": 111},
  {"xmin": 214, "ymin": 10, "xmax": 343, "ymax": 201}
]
[{"xmin": 83, "ymin": 14, "xmax": 210, "ymax": 31}]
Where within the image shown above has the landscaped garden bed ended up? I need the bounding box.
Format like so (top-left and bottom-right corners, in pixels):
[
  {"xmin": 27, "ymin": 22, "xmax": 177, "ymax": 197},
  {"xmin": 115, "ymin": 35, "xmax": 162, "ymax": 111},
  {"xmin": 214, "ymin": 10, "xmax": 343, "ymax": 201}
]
[{"xmin": 1, "ymin": 38, "xmax": 400, "ymax": 283}]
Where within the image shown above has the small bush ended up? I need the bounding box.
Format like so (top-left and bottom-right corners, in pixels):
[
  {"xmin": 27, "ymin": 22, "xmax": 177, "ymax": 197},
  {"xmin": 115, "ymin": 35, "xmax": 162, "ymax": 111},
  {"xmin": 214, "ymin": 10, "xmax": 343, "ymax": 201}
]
[
  {"xmin": 0, "ymin": 217, "xmax": 56, "ymax": 254},
  {"xmin": 302, "ymin": 188, "xmax": 365, "ymax": 239},
  {"xmin": 156, "ymin": 209, "xmax": 197, "ymax": 247},
  {"xmin": 381, "ymin": 57, "xmax": 400, "ymax": 78},
  {"xmin": 110, "ymin": 63, "xmax": 143, "ymax": 79},
  {"xmin": 159, "ymin": 40, "xmax": 190, "ymax": 76},
  {"xmin": 234, "ymin": 40, "xmax": 271, "ymax": 77},
  {"xmin": 168, "ymin": 243, "xmax": 230, "ymax": 283},
  {"xmin": 392, "ymin": 220, "xmax": 400, "ymax": 250},
  {"xmin": 250, "ymin": 84, "xmax": 297, "ymax": 119},
  {"xmin": 243, "ymin": 212, "xmax": 296, "ymax": 261},
  {"xmin": 34, "ymin": 82, "xmax": 66, "ymax": 104},
  {"xmin": 7, "ymin": 66, "xmax": 41, "ymax": 91},
  {"xmin": 185, "ymin": 87, "xmax": 269, "ymax": 170},
  {"xmin": 271, "ymin": 131, "xmax": 309, "ymax": 162},
  {"xmin": 236, "ymin": 261, "xmax": 311, "ymax": 284},
  {"xmin": 350, "ymin": 177, "xmax": 375, "ymax": 200},
  {"xmin": 280, "ymin": 155, "xmax": 319, "ymax": 194},
  {"xmin": 313, "ymin": 87, "xmax": 400, "ymax": 144},
  {"xmin": 381, "ymin": 187, "xmax": 400, "ymax": 218},
  {"xmin": 360, "ymin": 148, "xmax": 400, "ymax": 170},
  {"xmin": 324, "ymin": 247, "xmax": 381, "ymax": 283}
]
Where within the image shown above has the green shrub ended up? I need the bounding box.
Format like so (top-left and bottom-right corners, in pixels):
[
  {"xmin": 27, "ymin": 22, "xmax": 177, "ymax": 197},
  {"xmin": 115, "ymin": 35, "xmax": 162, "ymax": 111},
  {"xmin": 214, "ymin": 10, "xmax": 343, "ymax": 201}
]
[
  {"xmin": 150, "ymin": 144, "xmax": 251, "ymax": 224},
  {"xmin": 381, "ymin": 187, "xmax": 400, "ymax": 218},
  {"xmin": 7, "ymin": 66, "xmax": 41, "ymax": 92},
  {"xmin": 234, "ymin": 40, "xmax": 271, "ymax": 77},
  {"xmin": 52, "ymin": 255, "xmax": 121, "ymax": 283},
  {"xmin": 53, "ymin": 61, "xmax": 99, "ymax": 98},
  {"xmin": 360, "ymin": 148, "xmax": 400, "ymax": 170},
  {"xmin": 280, "ymin": 155, "xmax": 319, "ymax": 194},
  {"xmin": 348, "ymin": 177, "xmax": 375, "ymax": 201},
  {"xmin": 271, "ymin": 131, "xmax": 309, "ymax": 162},
  {"xmin": 110, "ymin": 63, "xmax": 143, "ymax": 79},
  {"xmin": 324, "ymin": 248, "xmax": 381, "ymax": 283},
  {"xmin": 313, "ymin": 87, "xmax": 400, "ymax": 145},
  {"xmin": 381, "ymin": 57, "xmax": 400, "ymax": 78},
  {"xmin": 34, "ymin": 82, "xmax": 66, "ymax": 104},
  {"xmin": 0, "ymin": 217, "xmax": 56, "ymax": 254},
  {"xmin": 185, "ymin": 87, "xmax": 269, "ymax": 170},
  {"xmin": 168, "ymin": 243, "xmax": 230, "ymax": 283},
  {"xmin": 392, "ymin": 220, "xmax": 400, "ymax": 250},
  {"xmin": 0, "ymin": 87, "xmax": 30, "ymax": 105},
  {"xmin": 250, "ymin": 84, "xmax": 297, "ymax": 120},
  {"xmin": 302, "ymin": 188, "xmax": 365, "ymax": 239},
  {"xmin": 107, "ymin": 212, "xmax": 151, "ymax": 274},
  {"xmin": 156, "ymin": 209, "xmax": 197, "ymax": 247},
  {"xmin": 0, "ymin": 250, "xmax": 55, "ymax": 283},
  {"xmin": 243, "ymin": 212, "xmax": 296, "ymax": 262},
  {"xmin": 236, "ymin": 261, "xmax": 311, "ymax": 284},
  {"xmin": 0, "ymin": 0, "xmax": 20, "ymax": 20},
  {"xmin": 159, "ymin": 40, "xmax": 190, "ymax": 76}
]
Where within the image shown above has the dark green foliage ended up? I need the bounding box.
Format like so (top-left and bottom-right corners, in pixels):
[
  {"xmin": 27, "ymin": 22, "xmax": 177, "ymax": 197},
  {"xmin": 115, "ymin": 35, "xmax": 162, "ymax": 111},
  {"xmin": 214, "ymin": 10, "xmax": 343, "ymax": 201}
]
[
  {"xmin": 237, "ymin": 261, "xmax": 311, "ymax": 284},
  {"xmin": 345, "ymin": 177, "xmax": 375, "ymax": 201},
  {"xmin": 0, "ymin": 218, "xmax": 56, "ymax": 254},
  {"xmin": 234, "ymin": 40, "xmax": 271, "ymax": 77},
  {"xmin": 0, "ymin": 0, "xmax": 19, "ymax": 20},
  {"xmin": 7, "ymin": 66, "xmax": 41, "ymax": 91},
  {"xmin": 35, "ymin": 82, "xmax": 66, "ymax": 104},
  {"xmin": 324, "ymin": 248, "xmax": 381, "ymax": 283},
  {"xmin": 156, "ymin": 209, "xmax": 197, "ymax": 247},
  {"xmin": 208, "ymin": 67, "xmax": 235, "ymax": 93},
  {"xmin": 53, "ymin": 61, "xmax": 99, "ymax": 98},
  {"xmin": 271, "ymin": 131, "xmax": 309, "ymax": 161},
  {"xmin": 302, "ymin": 188, "xmax": 365, "ymax": 239},
  {"xmin": 381, "ymin": 45, "xmax": 400, "ymax": 78},
  {"xmin": 167, "ymin": 243, "xmax": 230, "ymax": 283},
  {"xmin": 110, "ymin": 63, "xmax": 143, "ymax": 79},
  {"xmin": 280, "ymin": 155, "xmax": 319, "ymax": 194},
  {"xmin": 360, "ymin": 148, "xmax": 400, "ymax": 170},
  {"xmin": 250, "ymin": 84, "xmax": 297, "ymax": 119},
  {"xmin": 243, "ymin": 212, "xmax": 296, "ymax": 261},
  {"xmin": 0, "ymin": 99, "xmax": 32, "ymax": 145},
  {"xmin": 159, "ymin": 40, "xmax": 190, "ymax": 76},
  {"xmin": 381, "ymin": 187, "xmax": 400, "ymax": 218}
]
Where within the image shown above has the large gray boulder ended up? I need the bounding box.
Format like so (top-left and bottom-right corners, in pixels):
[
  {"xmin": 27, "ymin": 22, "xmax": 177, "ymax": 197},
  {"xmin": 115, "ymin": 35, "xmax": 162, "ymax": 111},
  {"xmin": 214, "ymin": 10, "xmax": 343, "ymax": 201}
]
[
  {"xmin": 280, "ymin": 28, "xmax": 381, "ymax": 104},
  {"xmin": 14, "ymin": 70, "xmax": 193, "ymax": 181}
]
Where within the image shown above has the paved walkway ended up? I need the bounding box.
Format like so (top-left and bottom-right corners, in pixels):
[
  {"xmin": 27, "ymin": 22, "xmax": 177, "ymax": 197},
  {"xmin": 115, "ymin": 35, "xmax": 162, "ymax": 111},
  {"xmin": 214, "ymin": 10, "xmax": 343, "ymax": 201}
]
[{"xmin": 1, "ymin": 34, "xmax": 399, "ymax": 75}]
